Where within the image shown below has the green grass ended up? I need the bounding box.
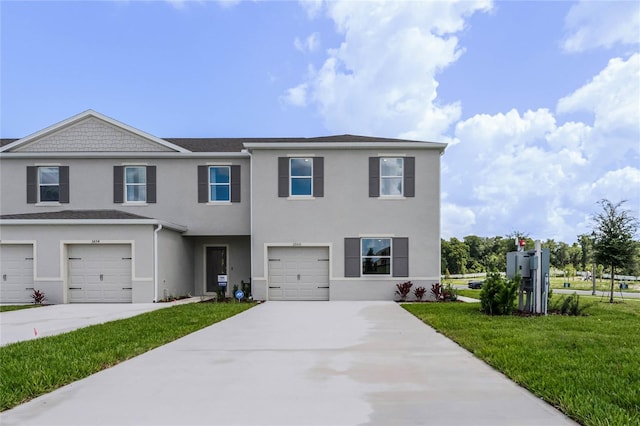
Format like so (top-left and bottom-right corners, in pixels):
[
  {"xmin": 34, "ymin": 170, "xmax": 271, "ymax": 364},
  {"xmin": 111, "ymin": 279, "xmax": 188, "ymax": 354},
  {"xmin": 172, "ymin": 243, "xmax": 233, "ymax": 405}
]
[
  {"xmin": 404, "ymin": 299, "xmax": 640, "ymax": 426},
  {"xmin": 456, "ymin": 289, "xmax": 481, "ymax": 299},
  {"xmin": 0, "ymin": 305, "xmax": 42, "ymax": 313},
  {"xmin": 0, "ymin": 302, "xmax": 254, "ymax": 411}
]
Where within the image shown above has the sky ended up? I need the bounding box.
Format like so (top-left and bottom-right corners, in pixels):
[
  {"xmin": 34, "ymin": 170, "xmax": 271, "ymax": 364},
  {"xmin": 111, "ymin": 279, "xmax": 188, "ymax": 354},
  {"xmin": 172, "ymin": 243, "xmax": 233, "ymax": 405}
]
[{"xmin": 2, "ymin": 0, "xmax": 639, "ymax": 243}]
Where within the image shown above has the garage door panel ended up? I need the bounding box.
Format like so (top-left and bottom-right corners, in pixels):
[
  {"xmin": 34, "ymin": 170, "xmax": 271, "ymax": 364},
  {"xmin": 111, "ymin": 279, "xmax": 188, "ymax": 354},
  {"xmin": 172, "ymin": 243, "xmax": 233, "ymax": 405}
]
[
  {"xmin": 68, "ymin": 245, "xmax": 132, "ymax": 303},
  {"xmin": 268, "ymin": 247, "xmax": 329, "ymax": 301},
  {"xmin": 0, "ymin": 245, "xmax": 35, "ymax": 304}
]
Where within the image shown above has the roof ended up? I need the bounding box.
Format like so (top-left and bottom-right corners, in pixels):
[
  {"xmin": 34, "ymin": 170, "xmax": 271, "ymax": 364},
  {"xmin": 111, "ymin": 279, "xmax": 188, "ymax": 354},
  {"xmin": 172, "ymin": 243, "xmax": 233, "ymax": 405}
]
[{"xmin": 0, "ymin": 210, "xmax": 151, "ymax": 220}]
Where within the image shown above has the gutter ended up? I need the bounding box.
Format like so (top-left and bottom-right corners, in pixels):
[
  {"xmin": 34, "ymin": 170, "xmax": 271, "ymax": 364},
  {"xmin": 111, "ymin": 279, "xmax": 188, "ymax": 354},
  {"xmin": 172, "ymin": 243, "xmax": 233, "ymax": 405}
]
[{"xmin": 154, "ymin": 224, "xmax": 163, "ymax": 302}]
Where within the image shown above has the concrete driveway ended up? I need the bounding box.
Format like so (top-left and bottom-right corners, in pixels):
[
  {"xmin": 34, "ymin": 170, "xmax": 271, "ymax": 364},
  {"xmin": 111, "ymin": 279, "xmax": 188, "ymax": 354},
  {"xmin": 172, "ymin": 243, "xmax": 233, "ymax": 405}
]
[
  {"xmin": 0, "ymin": 301, "xmax": 576, "ymax": 426},
  {"xmin": 0, "ymin": 301, "xmax": 192, "ymax": 346}
]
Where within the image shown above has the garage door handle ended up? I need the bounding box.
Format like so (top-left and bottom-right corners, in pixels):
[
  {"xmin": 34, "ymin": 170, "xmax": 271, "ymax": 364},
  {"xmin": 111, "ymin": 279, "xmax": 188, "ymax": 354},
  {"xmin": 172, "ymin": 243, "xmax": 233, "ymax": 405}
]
[
  {"xmin": 69, "ymin": 287, "xmax": 82, "ymax": 290},
  {"xmin": 318, "ymin": 286, "xmax": 329, "ymax": 289},
  {"xmin": 122, "ymin": 287, "xmax": 132, "ymax": 290},
  {"xmin": 26, "ymin": 287, "xmax": 34, "ymax": 290},
  {"xmin": 269, "ymin": 286, "xmax": 281, "ymax": 289},
  {"xmin": 2, "ymin": 274, "xmax": 5, "ymax": 281}
]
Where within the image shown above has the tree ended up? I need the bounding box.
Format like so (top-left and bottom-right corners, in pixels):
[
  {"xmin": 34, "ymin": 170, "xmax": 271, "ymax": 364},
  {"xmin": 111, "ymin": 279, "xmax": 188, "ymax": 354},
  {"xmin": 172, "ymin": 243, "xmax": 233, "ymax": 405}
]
[{"xmin": 592, "ymin": 199, "xmax": 639, "ymax": 303}]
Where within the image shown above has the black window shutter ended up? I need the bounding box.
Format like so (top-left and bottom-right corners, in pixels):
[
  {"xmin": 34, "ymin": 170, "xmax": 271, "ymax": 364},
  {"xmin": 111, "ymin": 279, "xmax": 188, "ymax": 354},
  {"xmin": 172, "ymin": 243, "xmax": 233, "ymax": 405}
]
[
  {"xmin": 404, "ymin": 157, "xmax": 415, "ymax": 197},
  {"xmin": 197, "ymin": 165, "xmax": 208, "ymax": 203},
  {"xmin": 147, "ymin": 166, "xmax": 156, "ymax": 203},
  {"xmin": 313, "ymin": 157, "xmax": 324, "ymax": 197},
  {"xmin": 231, "ymin": 165, "xmax": 241, "ymax": 203},
  {"xmin": 393, "ymin": 237, "xmax": 409, "ymax": 277},
  {"xmin": 369, "ymin": 157, "xmax": 380, "ymax": 197},
  {"xmin": 278, "ymin": 157, "xmax": 289, "ymax": 197},
  {"xmin": 27, "ymin": 166, "xmax": 38, "ymax": 204},
  {"xmin": 59, "ymin": 166, "xmax": 70, "ymax": 203},
  {"xmin": 113, "ymin": 166, "xmax": 124, "ymax": 203},
  {"xmin": 344, "ymin": 238, "xmax": 361, "ymax": 277}
]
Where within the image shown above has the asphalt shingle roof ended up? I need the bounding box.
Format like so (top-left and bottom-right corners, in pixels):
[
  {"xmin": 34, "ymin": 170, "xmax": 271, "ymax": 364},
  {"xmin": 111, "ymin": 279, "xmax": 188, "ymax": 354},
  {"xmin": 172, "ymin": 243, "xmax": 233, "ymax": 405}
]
[{"xmin": 0, "ymin": 210, "xmax": 152, "ymax": 220}]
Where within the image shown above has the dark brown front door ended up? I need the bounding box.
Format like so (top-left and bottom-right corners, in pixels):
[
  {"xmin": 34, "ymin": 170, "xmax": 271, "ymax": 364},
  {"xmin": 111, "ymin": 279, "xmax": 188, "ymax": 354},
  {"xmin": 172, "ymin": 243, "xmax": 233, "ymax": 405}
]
[{"xmin": 206, "ymin": 247, "xmax": 227, "ymax": 293}]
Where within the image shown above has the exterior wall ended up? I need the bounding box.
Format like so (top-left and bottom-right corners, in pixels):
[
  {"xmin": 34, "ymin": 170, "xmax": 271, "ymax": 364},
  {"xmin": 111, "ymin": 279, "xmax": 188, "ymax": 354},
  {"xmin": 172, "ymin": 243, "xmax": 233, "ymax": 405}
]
[
  {"xmin": 250, "ymin": 147, "xmax": 441, "ymax": 301},
  {"xmin": 157, "ymin": 228, "xmax": 194, "ymax": 301},
  {"xmin": 0, "ymin": 156, "xmax": 251, "ymax": 236},
  {"xmin": 188, "ymin": 236, "xmax": 251, "ymax": 298},
  {"xmin": 0, "ymin": 224, "xmax": 154, "ymax": 304}
]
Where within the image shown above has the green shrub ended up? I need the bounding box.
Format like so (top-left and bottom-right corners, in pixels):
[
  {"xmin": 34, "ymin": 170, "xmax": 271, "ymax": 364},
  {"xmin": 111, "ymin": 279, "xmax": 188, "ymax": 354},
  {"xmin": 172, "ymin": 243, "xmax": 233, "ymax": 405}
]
[
  {"xmin": 549, "ymin": 293, "xmax": 592, "ymax": 316},
  {"xmin": 479, "ymin": 273, "xmax": 518, "ymax": 315}
]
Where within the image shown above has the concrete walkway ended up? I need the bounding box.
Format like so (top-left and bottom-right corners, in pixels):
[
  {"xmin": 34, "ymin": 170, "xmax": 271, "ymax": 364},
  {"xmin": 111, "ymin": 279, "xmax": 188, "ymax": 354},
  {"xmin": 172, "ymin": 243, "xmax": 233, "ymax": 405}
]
[
  {"xmin": 0, "ymin": 301, "xmax": 576, "ymax": 426},
  {"xmin": 0, "ymin": 298, "xmax": 202, "ymax": 346}
]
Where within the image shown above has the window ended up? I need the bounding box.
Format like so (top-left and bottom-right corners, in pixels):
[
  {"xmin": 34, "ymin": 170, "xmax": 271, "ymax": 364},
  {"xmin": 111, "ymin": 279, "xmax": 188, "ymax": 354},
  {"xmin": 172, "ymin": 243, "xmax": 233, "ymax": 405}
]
[
  {"xmin": 369, "ymin": 157, "xmax": 415, "ymax": 198},
  {"xmin": 278, "ymin": 157, "xmax": 323, "ymax": 198},
  {"xmin": 209, "ymin": 166, "xmax": 230, "ymax": 202},
  {"xmin": 198, "ymin": 165, "xmax": 240, "ymax": 203},
  {"xmin": 113, "ymin": 166, "xmax": 156, "ymax": 204},
  {"xmin": 290, "ymin": 158, "xmax": 313, "ymax": 196},
  {"xmin": 125, "ymin": 166, "xmax": 147, "ymax": 202},
  {"xmin": 344, "ymin": 237, "xmax": 408, "ymax": 277},
  {"xmin": 362, "ymin": 238, "xmax": 392, "ymax": 275},
  {"xmin": 380, "ymin": 158, "xmax": 403, "ymax": 196},
  {"xmin": 38, "ymin": 167, "xmax": 60, "ymax": 202},
  {"xmin": 27, "ymin": 166, "xmax": 69, "ymax": 204}
]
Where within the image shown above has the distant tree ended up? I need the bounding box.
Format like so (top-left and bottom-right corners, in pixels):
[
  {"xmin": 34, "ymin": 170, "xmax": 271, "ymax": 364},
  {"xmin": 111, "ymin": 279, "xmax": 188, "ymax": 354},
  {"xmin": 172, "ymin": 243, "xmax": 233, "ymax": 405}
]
[
  {"xmin": 592, "ymin": 199, "xmax": 639, "ymax": 303},
  {"xmin": 577, "ymin": 234, "xmax": 593, "ymax": 271}
]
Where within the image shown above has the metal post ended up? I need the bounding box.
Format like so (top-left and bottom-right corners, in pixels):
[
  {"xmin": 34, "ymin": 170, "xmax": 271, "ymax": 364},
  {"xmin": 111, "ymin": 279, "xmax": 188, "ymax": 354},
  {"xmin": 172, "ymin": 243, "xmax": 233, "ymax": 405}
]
[{"xmin": 535, "ymin": 240, "xmax": 542, "ymax": 314}]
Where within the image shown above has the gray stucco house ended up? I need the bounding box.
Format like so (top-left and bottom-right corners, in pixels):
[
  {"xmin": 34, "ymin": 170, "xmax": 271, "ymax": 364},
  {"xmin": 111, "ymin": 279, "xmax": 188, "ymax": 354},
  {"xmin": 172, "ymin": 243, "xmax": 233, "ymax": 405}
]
[{"xmin": 0, "ymin": 110, "xmax": 446, "ymax": 304}]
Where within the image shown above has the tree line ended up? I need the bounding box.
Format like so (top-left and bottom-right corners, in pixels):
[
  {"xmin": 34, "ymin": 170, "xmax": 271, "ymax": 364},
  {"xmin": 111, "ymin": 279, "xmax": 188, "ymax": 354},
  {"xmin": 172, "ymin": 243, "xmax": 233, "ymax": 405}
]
[{"xmin": 441, "ymin": 233, "xmax": 640, "ymax": 278}]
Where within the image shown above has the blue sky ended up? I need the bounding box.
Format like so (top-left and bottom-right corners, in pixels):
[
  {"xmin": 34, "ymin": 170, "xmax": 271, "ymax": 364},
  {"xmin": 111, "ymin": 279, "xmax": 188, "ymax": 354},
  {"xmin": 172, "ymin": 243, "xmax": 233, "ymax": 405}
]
[{"xmin": 2, "ymin": 0, "xmax": 639, "ymax": 243}]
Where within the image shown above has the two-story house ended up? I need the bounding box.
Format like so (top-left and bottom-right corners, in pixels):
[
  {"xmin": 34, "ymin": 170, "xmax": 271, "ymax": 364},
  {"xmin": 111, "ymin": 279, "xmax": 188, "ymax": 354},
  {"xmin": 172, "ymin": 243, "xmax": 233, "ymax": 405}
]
[{"xmin": 0, "ymin": 110, "xmax": 446, "ymax": 304}]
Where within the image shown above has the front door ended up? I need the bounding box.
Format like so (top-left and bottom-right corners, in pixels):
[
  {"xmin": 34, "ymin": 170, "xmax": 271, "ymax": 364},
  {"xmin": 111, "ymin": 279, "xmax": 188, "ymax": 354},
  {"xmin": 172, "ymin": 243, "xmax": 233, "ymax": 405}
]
[{"xmin": 206, "ymin": 247, "xmax": 227, "ymax": 293}]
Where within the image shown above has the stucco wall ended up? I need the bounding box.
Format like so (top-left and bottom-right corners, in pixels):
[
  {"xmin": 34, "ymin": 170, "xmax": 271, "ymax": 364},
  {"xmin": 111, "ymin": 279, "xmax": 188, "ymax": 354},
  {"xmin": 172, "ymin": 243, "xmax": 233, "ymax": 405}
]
[
  {"xmin": 0, "ymin": 156, "xmax": 251, "ymax": 236},
  {"xmin": 250, "ymin": 147, "xmax": 441, "ymax": 300},
  {"xmin": 157, "ymin": 228, "xmax": 194, "ymax": 301},
  {"xmin": 0, "ymin": 224, "xmax": 154, "ymax": 304}
]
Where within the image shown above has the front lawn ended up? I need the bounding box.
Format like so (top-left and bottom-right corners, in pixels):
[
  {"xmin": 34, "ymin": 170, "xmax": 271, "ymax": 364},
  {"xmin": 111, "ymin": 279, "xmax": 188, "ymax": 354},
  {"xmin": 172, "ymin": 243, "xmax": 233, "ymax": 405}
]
[
  {"xmin": 0, "ymin": 302, "xmax": 254, "ymax": 411},
  {"xmin": 404, "ymin": 299, "xmax": 640, "ymax": 426},
  {"xmin": 0, "ymin": 305, "xmax": 42, "ymax": 313}
]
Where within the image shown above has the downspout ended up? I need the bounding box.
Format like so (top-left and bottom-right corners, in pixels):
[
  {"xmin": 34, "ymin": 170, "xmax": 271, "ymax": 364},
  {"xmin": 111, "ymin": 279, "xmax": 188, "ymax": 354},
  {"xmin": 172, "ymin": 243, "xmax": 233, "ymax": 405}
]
[
  {"xmin": 154, "ymin": 224, "xmax": 163, "ymax": 302},
  {"xmin": 247, "ymin": 149, "xmax": 254, "ymax": 299}
]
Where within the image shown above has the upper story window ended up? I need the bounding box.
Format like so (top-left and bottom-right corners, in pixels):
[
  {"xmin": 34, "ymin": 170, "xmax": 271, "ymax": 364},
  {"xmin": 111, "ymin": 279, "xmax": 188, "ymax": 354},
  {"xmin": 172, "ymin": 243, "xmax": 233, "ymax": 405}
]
[
  {"xmin": 369, "ymin": 157, "xmax": 415, "ymax": 198},
  {"xmin": 290, "ymin": 158, "xmax": 313, "ymax": 196},
  {"xmin": 361, "ymin": 238, "xmax": 392, "ymax": 275},
  {"xmin": 380, "ymin": 158, "xmax": 403, "ymax": 197},
  {"xmin": 278, "ymin": 157, "xmax": 324, "ymax": 198},
  {"xmin": 209, "ymin": 166, "xmax": 231, "ymax": 202},
  {"xmin": 125, "ymin": 166, "xmax": 147, "ymax": 203},
  {"xmin": 198, "ymin": 165, "xmax": 240, "ymax": 203},
  {"xmin": 27, "ymin": 165, "xmax": 69, "ymax": 204},
  {"xmin": 38, "ymin": 167, "xmax": 60, "ymax": 202},
  {"xmin": 113, "ymin": 165, "xmax": 156, "ymax": 204}
]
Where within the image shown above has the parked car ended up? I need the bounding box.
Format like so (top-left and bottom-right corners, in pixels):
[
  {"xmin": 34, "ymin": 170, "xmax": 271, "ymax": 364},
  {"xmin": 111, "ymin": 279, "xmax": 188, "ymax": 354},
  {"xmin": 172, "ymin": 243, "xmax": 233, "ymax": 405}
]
[{"xmin": 468, "ymin": 280, "xmax": 484, "ymax": 289}]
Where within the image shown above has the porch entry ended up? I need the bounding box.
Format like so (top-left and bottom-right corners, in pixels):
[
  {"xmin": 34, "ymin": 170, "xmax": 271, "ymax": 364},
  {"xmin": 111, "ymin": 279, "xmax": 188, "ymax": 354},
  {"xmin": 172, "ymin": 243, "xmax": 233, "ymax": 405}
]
[{"xmin": 206, "ymin": 246, "xmax": 227, "ymax": 293}]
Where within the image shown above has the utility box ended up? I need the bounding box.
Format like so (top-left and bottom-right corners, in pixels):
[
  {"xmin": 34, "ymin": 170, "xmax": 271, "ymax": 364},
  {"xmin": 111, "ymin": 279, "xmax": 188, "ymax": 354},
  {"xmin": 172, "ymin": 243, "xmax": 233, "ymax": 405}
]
[{"xmin": 507, "ymin": 241, "xmax": 550, "ymax": 314}]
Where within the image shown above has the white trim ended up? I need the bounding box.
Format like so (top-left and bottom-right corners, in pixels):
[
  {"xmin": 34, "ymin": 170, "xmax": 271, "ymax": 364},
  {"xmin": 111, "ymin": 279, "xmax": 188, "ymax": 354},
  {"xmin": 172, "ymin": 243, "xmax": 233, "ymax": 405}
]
[
  {"xmin": 289, "ymin": 157, "xmax": 313, "ymax": 197},
  {"xmin": 205, "ymin": 161, "xmax": 232, "ymax": 166},
  {"xmin": 34, "ymin": 162, "xmax": 62, "ymax": 166},
  {"xmin": 35, "ymin": 202, "xmax": 62, "ymax": 207},
  {"xmin": 0, "ymin": 152, "xmax": 250, "ymax": 159},
  {"xmin": 0, "ymin": 110, "xmax": 190, "ymax": 153},
  {"xmin": 379, "ymin": 157, "xmax": 404, "ymax": 197},
  {"xmin": 0, "ymin": 219, "xmax": 187, "ymax": 232},
  {"xmin": 207, "ymin": 165, "xmax": 231, "ymax": 203},
  {"xmin": 244, "ymin": 142, "xmax": 447, "ymax": 150},
  {"xmin": 285, "ymin": 197, "xmax": 315, "ymax": 201}
]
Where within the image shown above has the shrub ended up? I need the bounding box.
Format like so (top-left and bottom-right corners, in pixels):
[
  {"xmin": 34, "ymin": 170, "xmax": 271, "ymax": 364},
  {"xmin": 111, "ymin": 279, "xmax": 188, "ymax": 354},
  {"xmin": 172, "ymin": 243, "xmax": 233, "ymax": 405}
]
[
  {"xmin": 395, "ymin": 281, "xmax": 413, "ymax": 302},
  {"xmin": 31, "ymin": 289, "xmax": 46, "ymax": 305},
  {"xmin": 413, "ymin": 286, "xmax": 427, "ymax": 301},
  {"xmin": 549, "ymin": 293, "xmax": 592, "ymax": 316},
  {"xmin": 479, "ymin": 273, "xmax": 518, "ymax": 315},
  {"xmin": 430, "ymin": 283, "xmax": 457, "ymax": 302}
]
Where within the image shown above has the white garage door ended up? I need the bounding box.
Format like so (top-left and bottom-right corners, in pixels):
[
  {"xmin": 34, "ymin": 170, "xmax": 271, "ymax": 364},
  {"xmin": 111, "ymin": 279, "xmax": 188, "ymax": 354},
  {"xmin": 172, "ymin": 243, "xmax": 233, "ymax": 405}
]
[
  {"xmin": 0, "ymin": 244, "xmax": 35, "ymax": 304},
  {"xmin": 268, "ymin": 247, "xmax": 329, "ymax": 301},
  {"xmin": 68, "ymin": 244, "xmax": 132, "ymax": 303}
]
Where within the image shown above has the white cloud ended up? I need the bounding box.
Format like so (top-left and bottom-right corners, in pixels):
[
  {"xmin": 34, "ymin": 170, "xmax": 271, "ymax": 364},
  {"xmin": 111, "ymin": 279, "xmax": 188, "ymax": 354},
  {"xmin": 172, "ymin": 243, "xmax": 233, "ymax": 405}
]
[
  {"xmin": 441, "ymin": 202, "xmax": 476, "ymax": 240},
  {"xmin": 562, "ymin": 1, "xmax": 640, "ymax": 52},
  {"xmin": 281, "ymin": 83, "xmax": 308, "ymax": 107},
  {"xmin": 285, "ymin": 0, "xmax": 492, "ymax": 140},
  {"xmin": 294, "ymin": 33, "xmax": 320, "ymax": 53}
]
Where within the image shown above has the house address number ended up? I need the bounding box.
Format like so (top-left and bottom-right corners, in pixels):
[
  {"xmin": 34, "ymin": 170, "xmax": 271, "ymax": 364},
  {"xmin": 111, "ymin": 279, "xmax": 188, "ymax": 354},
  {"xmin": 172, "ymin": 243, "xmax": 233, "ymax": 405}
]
[
  {"xmin": 91, "ymin": 240, "xmax": 101, "ymax": 244},
  {"xmin": 292, "ymin": 242, "xmax": 302, "ymax": 247}
]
